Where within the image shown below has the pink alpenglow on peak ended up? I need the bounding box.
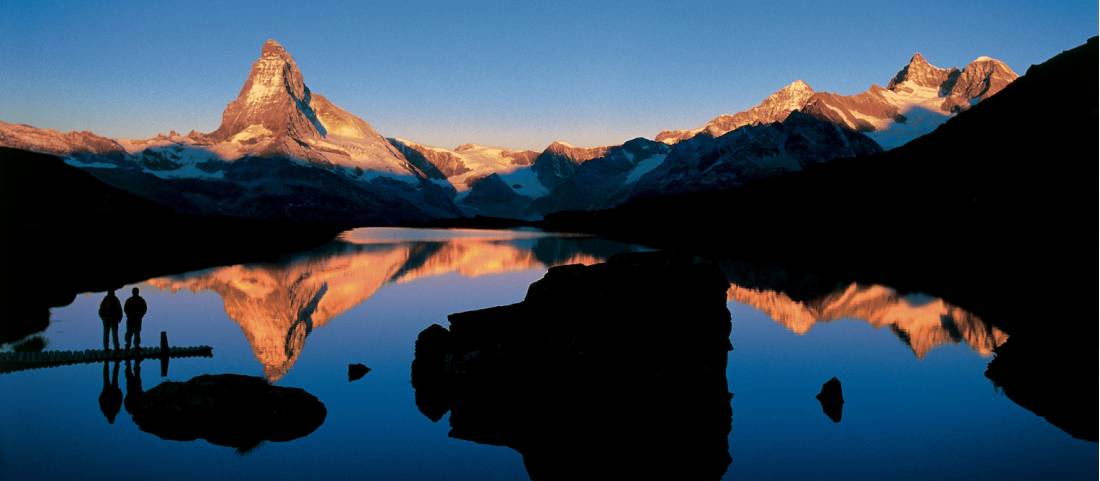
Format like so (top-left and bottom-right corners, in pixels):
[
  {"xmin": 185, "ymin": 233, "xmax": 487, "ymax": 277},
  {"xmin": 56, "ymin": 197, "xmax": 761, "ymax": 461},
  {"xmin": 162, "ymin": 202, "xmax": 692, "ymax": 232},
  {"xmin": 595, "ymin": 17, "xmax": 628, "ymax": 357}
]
[{"xmin": 659, "ymin": 52, "xmax": 1018, "ymax": 150}]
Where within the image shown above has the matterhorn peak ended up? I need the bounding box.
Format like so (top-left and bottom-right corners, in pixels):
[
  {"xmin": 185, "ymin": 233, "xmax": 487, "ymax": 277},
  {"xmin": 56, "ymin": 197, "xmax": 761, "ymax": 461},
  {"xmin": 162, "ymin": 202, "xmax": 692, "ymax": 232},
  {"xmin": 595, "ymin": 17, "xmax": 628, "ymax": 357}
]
[
  {"xmin": 261, "ymin": 38, "xmax": 287, "ymax": 55},
  {"xmin": 207, "ymin": 39, "xmax": 323, "ymax": 143}
]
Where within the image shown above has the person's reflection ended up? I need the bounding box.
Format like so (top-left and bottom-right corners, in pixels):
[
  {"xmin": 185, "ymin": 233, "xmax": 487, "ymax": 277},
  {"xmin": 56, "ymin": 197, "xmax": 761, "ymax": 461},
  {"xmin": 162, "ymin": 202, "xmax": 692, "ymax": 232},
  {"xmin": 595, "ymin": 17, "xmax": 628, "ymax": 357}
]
[
  {"xmin": 99, "ymin": 290, "xmax": 123, "ymax": 350},
  {"xmin": 98, "ymin": 360, "xmax": 122, "ymax": 424},
  {"xmin": 124, "ymin": 287, "xmax": 148, "ymax": 350},
  {"xmin": 124, "ymin": 358, "xmax": 144, "ymax": 416}
]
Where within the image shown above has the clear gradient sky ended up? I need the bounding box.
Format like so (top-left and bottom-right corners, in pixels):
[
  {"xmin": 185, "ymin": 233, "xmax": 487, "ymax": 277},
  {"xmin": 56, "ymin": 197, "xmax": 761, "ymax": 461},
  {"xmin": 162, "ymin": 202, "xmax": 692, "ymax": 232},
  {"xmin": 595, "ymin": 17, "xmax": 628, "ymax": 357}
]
[{"xmin": 1, "ymin": 0, "xmax": 1095, "ymax": 150}]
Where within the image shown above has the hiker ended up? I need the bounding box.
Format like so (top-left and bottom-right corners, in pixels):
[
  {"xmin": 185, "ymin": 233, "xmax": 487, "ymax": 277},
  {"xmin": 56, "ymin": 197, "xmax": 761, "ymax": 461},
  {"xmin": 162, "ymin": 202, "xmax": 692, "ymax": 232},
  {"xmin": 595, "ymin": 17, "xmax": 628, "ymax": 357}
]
[
  {"xmin": 98, "ymin": 290, "xmax": 123, "ymax": 350},
  {"xmin": 124, "ymin": 287, "xmax": 148, "ymax": 350}
]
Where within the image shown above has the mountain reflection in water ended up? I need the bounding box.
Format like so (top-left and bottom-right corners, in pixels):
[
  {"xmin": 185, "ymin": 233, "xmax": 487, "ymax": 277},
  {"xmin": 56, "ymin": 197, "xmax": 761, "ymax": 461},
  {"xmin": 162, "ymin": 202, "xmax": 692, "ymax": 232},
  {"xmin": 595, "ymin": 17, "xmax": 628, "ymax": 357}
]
[
  {"xmin": 146, "ymin": 228, "xmax": 1008, "ymax": 382},
  {"xmin": 727, "ymin": 283, "xmax": 1008, "ymax": 358},
  {"xmin": 147, "ymin": 229, "xmax": 642, "ymax": 381}
]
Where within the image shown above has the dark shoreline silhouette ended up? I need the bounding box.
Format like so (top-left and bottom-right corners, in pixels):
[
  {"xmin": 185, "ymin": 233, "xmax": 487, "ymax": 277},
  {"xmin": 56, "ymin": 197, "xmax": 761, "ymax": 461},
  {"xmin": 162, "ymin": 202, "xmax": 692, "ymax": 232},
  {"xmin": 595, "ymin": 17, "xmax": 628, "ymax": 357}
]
[
  {"xmin": 533, "ymin": 38, "xmax": 1099, "ymax": 442},
  {"xmin": 413, "ymin": 252, "xmax": 734, "ymax": 480},
  {"xmin": 0, "ymin": 147, "xmax": 345, "ymax": 344}
]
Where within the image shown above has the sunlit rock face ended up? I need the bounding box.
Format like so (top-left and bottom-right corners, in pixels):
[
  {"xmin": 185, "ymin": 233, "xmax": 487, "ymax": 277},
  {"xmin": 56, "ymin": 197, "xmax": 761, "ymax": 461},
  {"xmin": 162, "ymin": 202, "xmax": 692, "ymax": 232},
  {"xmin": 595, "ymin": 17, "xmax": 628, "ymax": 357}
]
[
  {"xmin": 656, "ymin": 80, "xmax": 816, "ymax": 144},
  {"xmin": 726, "ymin": 282, "xmax": 1008, "ymax": 358},
  {"xmin": 802, "ymin": 53, "xmax": 1017, "ymax": 148},
  {"xmin": 147, "ymin": 230, "xmax": 628, "ymax": 381},
  {"xmin": 0, "ymin": 39, "xmax": 460, "ymax": 224},
  {"xmin": 658, "ymin": 53, "xmax": 1017, "ymax": 150},
  {"xmin": 388, "ymin": 138, "xmax": 539, "ymax": 191}
]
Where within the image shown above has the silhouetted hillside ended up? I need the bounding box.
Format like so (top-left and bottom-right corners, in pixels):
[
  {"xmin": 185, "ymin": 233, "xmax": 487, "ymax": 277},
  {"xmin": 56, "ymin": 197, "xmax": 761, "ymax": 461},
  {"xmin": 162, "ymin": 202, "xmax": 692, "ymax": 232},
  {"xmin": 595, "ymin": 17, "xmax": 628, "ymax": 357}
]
[
  {"xmin": 543, "ymin": 38, "xmax": 1098, "ymax": 440},
  {"xmin": 0, "ymin": 147, "xmax": 343, "ymax": 343},
  {"xmin": 545, "ymin": 37, "xmax": 1097, "ymax": 333}
]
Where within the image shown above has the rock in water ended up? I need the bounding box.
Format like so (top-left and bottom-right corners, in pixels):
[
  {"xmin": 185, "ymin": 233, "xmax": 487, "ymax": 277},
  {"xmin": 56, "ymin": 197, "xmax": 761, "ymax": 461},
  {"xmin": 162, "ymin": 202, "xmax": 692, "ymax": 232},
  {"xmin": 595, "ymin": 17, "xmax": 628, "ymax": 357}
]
[
  {"xmin": 348, "ymin": 363, "xmax": 371, "ymax": 382},
  {"xmin": 130, "ymin": 374, "xmax": 326, "ymax": 452},
  {"xmin": 411, "ymin": 251, "xmax": 734, "ymax": 480},
  {"xmin": 816, "ymin": 376, "xmax": 844, "ymax": 423}
]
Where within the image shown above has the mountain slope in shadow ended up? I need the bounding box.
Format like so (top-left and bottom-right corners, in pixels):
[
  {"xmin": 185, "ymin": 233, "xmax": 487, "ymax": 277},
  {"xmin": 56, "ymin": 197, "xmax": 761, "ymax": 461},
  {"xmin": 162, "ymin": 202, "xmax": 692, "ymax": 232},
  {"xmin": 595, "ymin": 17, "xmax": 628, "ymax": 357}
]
[
  {"xmin": 544, "ymin": 37, "xmax": 1099, "ymax": 441},
  {"xmin": 0, "ymin": 147, "xmax": 341, "ymax": 343}
]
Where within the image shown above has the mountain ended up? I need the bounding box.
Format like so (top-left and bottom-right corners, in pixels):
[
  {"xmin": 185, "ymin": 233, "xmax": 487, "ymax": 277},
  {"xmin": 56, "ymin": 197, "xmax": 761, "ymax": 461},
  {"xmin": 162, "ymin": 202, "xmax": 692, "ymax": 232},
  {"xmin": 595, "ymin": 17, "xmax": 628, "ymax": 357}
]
[
  {"xmin": 542, "ymin": 36, "xmax": 1097, "ymax": 334},
  {"xmin": 529, "ymin": 138, "xmax": 671, "ymax": 213},
  {"xmin": 455, "ymin": 138, "xmax": 671, "ymax": 218},
  {"xmin": 803, "ymin": 54, "xmax": 1018, "ymax": 148},
  {"xmin": 658, "ymin": 53, "xmax": 1017, "ymax": 149},
  {"xmin": 0, "ymin": 39, "xmax": 460, "ymax": 224},
  {"xmin": 544, "ymin": 39, "xmax": 1098, "ymax": 442},
  {"xmin": 388, "ymin": 138, "xmax": 538, "ymax": 191},
  {"xmin": 0, "ymin": 122, "xmax": 126, "ymax": 159},
  {"xmin": 633, "ymin": 111, "xmax": 881, "ymax": 197},
  {"xmin": 656, "ymin": 80, "xmax": 816, "ymax": 144},
  {"xmin": 530, "ymin": 141, "xmax": 612, "ymax": 191},
  {"xmin": 544, "ymin": 38, "xmax": 1096, "ymax": 326}
]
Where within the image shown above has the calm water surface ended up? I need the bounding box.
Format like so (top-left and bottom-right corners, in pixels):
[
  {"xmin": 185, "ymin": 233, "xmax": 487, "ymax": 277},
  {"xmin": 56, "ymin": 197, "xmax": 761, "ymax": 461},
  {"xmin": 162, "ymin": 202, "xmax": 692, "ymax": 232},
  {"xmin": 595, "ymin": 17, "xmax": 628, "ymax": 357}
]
[{"xmin": 0, "ymin": 228, "xmax": 1093, "ymax": 480}]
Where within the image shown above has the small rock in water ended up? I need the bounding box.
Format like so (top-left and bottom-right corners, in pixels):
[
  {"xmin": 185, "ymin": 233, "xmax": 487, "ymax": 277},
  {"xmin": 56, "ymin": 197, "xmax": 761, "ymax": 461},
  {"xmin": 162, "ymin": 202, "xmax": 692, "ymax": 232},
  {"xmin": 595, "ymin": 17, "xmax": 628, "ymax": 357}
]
[
  {"xmin": 348, "ymin": 363, "xmax": 371, "ymax": 382},
  {"xmin": 816, "ymin": 376, "xmax": 844, "ymax": 423}
]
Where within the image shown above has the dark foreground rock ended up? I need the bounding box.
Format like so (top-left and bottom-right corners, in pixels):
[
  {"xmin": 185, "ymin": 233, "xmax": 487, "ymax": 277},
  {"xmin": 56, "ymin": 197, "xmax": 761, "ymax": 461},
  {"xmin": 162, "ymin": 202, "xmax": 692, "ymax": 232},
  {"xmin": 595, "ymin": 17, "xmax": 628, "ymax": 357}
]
[
  {"xmin": 816, "ymin": 377, "xmax": 844, "ymax": 423},
  {"xmin": 130, "ymin": 374, "xmax": 327, "ymax": 451},
  {"xmin": 412, "ymin": 252, "xmax": 734, "ymax": 480},
  {"xmin": 348, "ymin": 363, "xmax": 371, "ymax": 382},
  {"xmin": 985, "ymin": 338, "xmax": 1097, "ymax": 441}
]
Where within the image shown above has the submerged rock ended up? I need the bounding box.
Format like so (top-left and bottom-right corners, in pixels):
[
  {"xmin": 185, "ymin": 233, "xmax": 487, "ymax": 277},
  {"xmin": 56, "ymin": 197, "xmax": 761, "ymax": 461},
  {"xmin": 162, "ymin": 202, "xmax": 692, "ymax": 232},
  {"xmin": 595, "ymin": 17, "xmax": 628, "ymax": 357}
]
[
  {"xmin": 816, "ymin": 376, "xmax": 844, "ymax": 423},
  {"xmin": 130, "ymin": 374, "xmax": 326, "ymax": 452},
  {"xmin": 348, "ymin": 363, "xmax": 371, "ymax": 382},
  {"xmin": 412, "ymin": 251, "xmax": 734, "ymax": 480}
]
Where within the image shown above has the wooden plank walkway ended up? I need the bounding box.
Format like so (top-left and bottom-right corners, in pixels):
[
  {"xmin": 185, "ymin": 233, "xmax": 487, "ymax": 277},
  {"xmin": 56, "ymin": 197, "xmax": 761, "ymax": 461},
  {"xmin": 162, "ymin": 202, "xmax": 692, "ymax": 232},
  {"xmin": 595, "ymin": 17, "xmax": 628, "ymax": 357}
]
[{"xmin": 0, "ymin": 332, "xmax": 212, "ymax": 374}]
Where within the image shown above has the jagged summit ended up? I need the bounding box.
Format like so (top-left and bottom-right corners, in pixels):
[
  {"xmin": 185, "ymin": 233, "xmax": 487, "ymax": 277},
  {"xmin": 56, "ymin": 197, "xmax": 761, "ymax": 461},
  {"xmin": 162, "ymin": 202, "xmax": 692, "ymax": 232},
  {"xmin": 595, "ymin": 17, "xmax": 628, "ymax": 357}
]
[
  {"xmin": 261, "ymin": 38, "xmax": 286, "ymax": 55},
  {"xmin": 655, "ymin": 80, "xmax": 816, "ymax": 144},
  {"xmin": 887, "ymin": 52, "xmax": 958, "ymax": 90},
  {"xmin": 782, "ymin": 79, "xmax": 814, "ymax": 93},
  {"xmin": 208, "ymin": 39, "xmax": 322, "ymax": 143},
  {"xmin": 548, "ymin": 140, "xmax": 577, "ymax": 149},
  {"xmin": 660, "ymin": 51, "xmax": 1017, "ymax": 149},
  {"xmin": 189, "ymin": 39, "xmax": 420, "ymax": 175}
]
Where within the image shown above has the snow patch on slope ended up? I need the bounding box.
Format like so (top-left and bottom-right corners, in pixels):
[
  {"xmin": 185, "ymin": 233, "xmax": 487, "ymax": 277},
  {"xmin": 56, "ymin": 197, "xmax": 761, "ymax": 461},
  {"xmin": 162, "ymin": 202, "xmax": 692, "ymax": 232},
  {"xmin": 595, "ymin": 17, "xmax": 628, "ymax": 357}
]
[
  {"xmin": 625, "ymin": 154, "xmax": 667, "ymax": 184},
  {"xmin": 498, "ymin": 167, "xmax": 549, "ymax": 198}
]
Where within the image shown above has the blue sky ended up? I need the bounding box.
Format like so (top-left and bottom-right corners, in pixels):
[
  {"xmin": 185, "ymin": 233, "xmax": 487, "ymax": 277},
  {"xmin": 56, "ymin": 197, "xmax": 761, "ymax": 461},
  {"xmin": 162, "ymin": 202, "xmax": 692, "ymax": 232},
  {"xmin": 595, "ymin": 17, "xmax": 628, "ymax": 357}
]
[{"xmin": 1, "ymin": 0, "xmax": 1095, "ymax": 150}]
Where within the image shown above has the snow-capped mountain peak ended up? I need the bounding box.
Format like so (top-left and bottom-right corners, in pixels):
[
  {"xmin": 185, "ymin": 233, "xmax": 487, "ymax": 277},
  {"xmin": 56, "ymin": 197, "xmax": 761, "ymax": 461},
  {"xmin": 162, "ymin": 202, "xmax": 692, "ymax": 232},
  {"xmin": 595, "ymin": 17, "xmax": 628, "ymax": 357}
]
[
  {"xmin": 887, "ymin": 52, "xmax": 959, "ymax": 90},
  {"xmin": 661, "ymin": 51, "xmax": 1018, "ymax": 150},
  {"xmin": 655, "ymin": 80, "xmax": 816, "ymax": 144},
  {"xmin": 209, "ymin": 39, "xmax": 322, "ymax": 143}
]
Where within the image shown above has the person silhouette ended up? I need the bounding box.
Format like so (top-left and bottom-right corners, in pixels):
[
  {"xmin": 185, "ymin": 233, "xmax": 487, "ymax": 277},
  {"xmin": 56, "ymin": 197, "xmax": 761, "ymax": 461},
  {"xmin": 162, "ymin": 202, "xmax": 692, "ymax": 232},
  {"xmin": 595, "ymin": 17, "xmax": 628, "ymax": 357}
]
[
  {"xmin": 99, "ymin": 290, "xmax": 123, "ymax": 350},
  {"xmin": 124, "ymin": 287, "xmax": 148, "ymax": 350},
  {"xmin": 98, "ymin": 360, "xmax": 122, "ymax": 424},
  {"xmin": 124, "ymin": 358, "xmax": 144, "ymax": 416}
]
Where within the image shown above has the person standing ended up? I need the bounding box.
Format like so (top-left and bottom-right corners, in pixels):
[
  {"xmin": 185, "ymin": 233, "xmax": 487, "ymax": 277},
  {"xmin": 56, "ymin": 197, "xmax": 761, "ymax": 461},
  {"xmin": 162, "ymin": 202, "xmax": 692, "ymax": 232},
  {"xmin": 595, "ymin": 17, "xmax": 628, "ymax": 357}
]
[
  {"xmin": 98, "ymin": 290, "xmax": 122, "ymax": 350},
  {"xmin": 124, "ymin": 287, "xmax": 148, "ymax": 350}
]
